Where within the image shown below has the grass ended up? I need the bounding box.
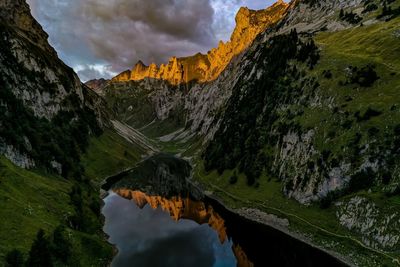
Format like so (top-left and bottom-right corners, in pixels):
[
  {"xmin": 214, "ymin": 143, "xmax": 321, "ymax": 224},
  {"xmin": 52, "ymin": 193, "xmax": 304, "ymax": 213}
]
[
  {"xmin": 189, "ymin": 18, "xmax": 400, "ymax": 267},
  {"xmin": 296, "ymin": 17, "xmax": 400, "ymax": 155},
  {"xmin": 0, "ymin": 156, "xmax": 113, "ymax": 265},
  {"xmin": 82, "ymin": 129, "xmax": 146, "ymax": 183},
  {"xmin": 140, "ymin": 114, "xmax": 185, "ymax": 140},
  {"xmin": 0, "ymin": 157, "xmax": 72, "ymax": 257},
  {"xmin": 194, "ymin": 162, "xmax": 398, "ymax": 266},
  {"xmin": 0, "ymin": 129, "xmax": 146, "ymax": 264}
]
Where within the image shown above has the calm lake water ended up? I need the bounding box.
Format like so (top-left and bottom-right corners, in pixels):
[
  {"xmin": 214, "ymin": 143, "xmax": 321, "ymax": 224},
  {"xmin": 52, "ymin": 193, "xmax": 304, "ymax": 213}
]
[
  {"xmin": 102, "ymin": 189, "xmax": 348, "ymax": 267},
  {"xmin": 103, "ymin": 192, "xmax": 237, "ymax": 267}
]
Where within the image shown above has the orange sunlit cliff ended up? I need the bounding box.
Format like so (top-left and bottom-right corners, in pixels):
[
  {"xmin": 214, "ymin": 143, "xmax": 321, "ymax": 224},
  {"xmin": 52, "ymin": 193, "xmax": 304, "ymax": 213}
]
[{"xmin": 112, "ymin": 1, "xmax": 289, "ymax": 85}]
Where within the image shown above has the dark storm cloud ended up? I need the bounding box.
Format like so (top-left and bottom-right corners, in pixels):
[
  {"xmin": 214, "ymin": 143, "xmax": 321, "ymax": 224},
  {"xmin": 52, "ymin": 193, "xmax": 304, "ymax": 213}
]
[
  {"xmin": 26, "ymin": 0, "xmax": 277, "ymax": 81},
  {"xmin": 27, "ymin": 0, "xmax": 216, "ymax": 80}
]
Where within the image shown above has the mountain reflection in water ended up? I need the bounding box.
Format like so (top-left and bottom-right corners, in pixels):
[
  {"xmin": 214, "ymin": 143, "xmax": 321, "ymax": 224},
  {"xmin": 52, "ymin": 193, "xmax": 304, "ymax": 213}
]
[{"xmin": 103, "ymin": 190, "xmax": 251, "ymax": 267}]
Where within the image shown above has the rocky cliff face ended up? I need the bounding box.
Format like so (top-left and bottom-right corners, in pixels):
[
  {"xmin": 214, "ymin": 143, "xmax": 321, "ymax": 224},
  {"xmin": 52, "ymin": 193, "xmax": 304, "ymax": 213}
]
[
  {"xmin": 85, "ymin": 78, "xmax": 109, "ymax": 96},
  {"xmin": 111, "ymin": 1, "xmax": 289, "ymax": 85},
  {"xmin": 0, "ymin": 0, "xmax": 57, "ymax": 57},
  {"xmin": 336, "ymin": 197, "xmax": 400, "ymax": 250},
  {"xmin": 0, "ymin": 0, "xmax": 106, "ymax": 174},
  {"xmin": 103, "ymin": 0, "xmax": 400, "ymax": 209},
  {"xmin": 91, "ymin": 0, "xmax": 400, "ymax": 262}
]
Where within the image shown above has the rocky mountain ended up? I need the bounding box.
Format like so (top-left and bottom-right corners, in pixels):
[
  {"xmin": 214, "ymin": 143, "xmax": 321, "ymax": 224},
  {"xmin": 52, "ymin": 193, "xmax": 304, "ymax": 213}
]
[
  {"xmin": 97, "ymin": 0, "xmax": 400, "ymax": 264},
  {"xmin": 0, "ymin": 1, "xmax": 143, "ymax": 264},
  {"xmin": 84, "ymin": 78, "xmax": 108, "ymax": 96},
  {"xmin": 3, "ymin": 0, "xmax": 399, "ymax": 265},
  {"xmin": 103, "ymin": 0, "xmax": 400, "ymax": 201},
  {"xmin": 111, "ymin": 1, "xmax": 289, "ymax": 85},
  {"xmin": 0, "ymin": 0, "xmax": 109, "ymax": 176}
]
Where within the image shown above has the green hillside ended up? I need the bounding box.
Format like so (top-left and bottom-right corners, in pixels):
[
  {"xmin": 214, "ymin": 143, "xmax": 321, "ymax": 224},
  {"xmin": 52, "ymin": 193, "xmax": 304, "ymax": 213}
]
[{"xmin": 0, "ymin": 130, "xmax": 144, "ymax": 265}]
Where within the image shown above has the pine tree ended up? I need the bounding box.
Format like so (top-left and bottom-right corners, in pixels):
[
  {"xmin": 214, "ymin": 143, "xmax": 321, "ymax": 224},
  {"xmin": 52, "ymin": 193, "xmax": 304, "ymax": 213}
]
[
  {"xmin": 5, "ymin": 249, "xmax": 24, "ymax": 267},
  {"xmin": 26, "ymin": 229, "xmax": 53, "ymax": 267},
  {"xmin": 51, "ymin": 225, "xmax": 72, "ymax": 264},
  {"xmin": 339, "ymin": 9, "xmax": 344, "ymax": 18}
]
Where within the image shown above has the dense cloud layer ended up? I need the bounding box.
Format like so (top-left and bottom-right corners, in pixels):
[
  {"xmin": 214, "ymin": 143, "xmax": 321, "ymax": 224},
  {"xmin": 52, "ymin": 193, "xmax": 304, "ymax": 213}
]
[{"xmin": 27, "ymin": 0, "xmax": 277, "ymax": 81}]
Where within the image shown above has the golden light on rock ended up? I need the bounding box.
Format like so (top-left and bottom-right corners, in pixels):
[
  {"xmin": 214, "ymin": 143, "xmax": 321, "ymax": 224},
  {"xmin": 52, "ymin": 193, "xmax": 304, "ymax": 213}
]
[
  {"xmin": 233, "ymin": 244, "xmax": 255, "ymax": 267},
  {"xmin": 112, "ymin": 1, "xmax": 289, "ymax": 85}
]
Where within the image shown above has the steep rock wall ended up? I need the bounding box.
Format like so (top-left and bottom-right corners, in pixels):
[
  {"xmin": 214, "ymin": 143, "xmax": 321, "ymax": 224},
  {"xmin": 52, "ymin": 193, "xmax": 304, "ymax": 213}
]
[{"xmin": 112, "ymin": 1, "xmax": 289, "ymax": 85}]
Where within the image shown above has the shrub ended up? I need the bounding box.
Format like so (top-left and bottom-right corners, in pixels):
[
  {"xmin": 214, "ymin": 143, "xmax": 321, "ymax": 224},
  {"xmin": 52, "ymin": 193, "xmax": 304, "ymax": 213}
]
[
  {"xmin": 362, "ymin": 3, "xmax": 378, "ymax": 13},
  {"xmin": 348, "ymin": 168, "xmax": 375, "ymax": 192},
  {"xmin": 368, "ymin": 127, "xmax": 380, "ymax": 137},
  {"xmin": 322, "ymin": 69, "xmax": 333, "ymax": 79},
  {"xmin": 319, "ymin": 191, "xmax": 341, "ymax": 209},
  {"xmin": 26, "ymin": 229, "xmax": 53, "ymax": 267},
  {"xmin": 5, "ymin": 249, "xmax": 24, "ymax": 267},
  {"xmin": 394, "ymin": 124, "xmax": 400, "ymax": 136},
  {"xmin": 51, "ymin": 226, "xmax": 73, "ymax": 264},
  {"xmin": 357, "ymin": 108, "xmax": 382, "ymax": 121},
  {"xmin": 339, "ymin": 10, "xmax": 363, "ymax": 24},
  {"xmin": 346, "ymin": 65, "xmax": 379, "ymax": 87},
  {"xmin": 377, "ymin": 2, "xmax": 400, "ymax": 20},
  {"xmin": 382, "ymin": 171, "xmax": 392, "ymax": 185},
  {"xmin": 229, "ymin": 172, "xmax": 238, "ymax": 185}
]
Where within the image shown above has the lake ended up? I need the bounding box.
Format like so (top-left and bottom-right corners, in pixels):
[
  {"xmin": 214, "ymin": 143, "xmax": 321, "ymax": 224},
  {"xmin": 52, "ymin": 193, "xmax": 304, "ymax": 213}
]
[{"xmin": 102, "ymin": 187, "xmax": 347, "ymax": 267}]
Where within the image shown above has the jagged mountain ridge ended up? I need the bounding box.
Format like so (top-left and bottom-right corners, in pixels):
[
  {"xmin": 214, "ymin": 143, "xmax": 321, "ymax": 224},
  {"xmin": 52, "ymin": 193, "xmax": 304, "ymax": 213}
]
[
  {"xmin": 0, "ymin": 0, "xmax": 398, "ymax": 265},
  {"xmin": 111, "ymin": 1, "xmax": 289, "ymax": 85}
]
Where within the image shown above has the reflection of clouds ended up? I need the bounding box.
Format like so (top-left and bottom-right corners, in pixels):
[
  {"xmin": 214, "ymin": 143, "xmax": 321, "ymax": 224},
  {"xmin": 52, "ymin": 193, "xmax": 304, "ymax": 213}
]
[
  {"xmin": 103, "ymin": 193, "xmax": 197, "ymax": 248},
  {"xmin": 117, "ymin": 228, "xmax": 216, "ymax": 267},
  {"xmin": 103, "ymin": 193, "xmax": 236, "ymax": 267},
  {"xmin": 26, "ymin": 0, "xmax": 277, "ymax": 81}
]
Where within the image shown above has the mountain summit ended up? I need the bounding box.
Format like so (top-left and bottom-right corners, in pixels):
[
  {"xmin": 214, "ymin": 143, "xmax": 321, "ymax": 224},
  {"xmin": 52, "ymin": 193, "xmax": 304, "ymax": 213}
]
[{"xmin": 112, "ymin": 1, "xmax": 289, "ymax": 85}]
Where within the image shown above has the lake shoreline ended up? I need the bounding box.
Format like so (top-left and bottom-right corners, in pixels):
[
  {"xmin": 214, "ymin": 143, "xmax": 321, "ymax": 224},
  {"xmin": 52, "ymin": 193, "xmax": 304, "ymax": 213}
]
[
  {"xmin": 185, "ymin": 178, "xmax": 354, "ymax": 267},
  {"xmin": 100, "ymin": 156, "xmax": 354, "ymax": 267},
  {"xmin": 205, "ymin": 190, "xmax": 354, "ymax": 267}
]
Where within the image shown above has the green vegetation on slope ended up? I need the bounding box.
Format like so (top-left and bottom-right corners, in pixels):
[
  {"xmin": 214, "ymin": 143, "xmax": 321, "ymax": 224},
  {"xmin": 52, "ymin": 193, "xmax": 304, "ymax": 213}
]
[
  {"xmin": 0, "ymin": 23, "xmax": 102, "ymax": 179},
  {"xmin": 0, "ymin": 129, "xmax": 145, "ymax": 265},
  {"xmin": 204, "ymin": 29, "xmax": 320, "ymax": 185},
  {"xmin": 194, "ymin": 16, "xmax": 400, "ymax": 267},
  {"xmin": 0, "ymin": 156, "xmax": 113, "ymax": 266},
  {"xmin": 82, "ymin": 129, "xmax": 146, "ymax": 182},
  {"xmin": 194, "ymin": 165, "xmax": 398, "ymax": 267}
]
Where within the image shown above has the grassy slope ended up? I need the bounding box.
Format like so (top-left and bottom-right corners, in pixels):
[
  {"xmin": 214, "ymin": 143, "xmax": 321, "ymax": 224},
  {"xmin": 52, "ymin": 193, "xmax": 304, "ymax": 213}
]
[
  {"xmin": 193, "ymin": 17, "xmax": 400, "ymax": 267},
  {"xmin": 82, "ymin": 129, "xmax": 146, "ymax": 182},
  {"xmin": 305, "ymin": 16, "xmax": 400, "ymax": 154},
  {"xmin": 0, "ymin": 129, "xmax": 145, "ymax": 264},
  {"xmin": 0, "ymin": 157, "xmax": 71, "ymax": 257},
  {"xmin": 0, "ymin": 156, "xmax": 114, "ymax": 266}
]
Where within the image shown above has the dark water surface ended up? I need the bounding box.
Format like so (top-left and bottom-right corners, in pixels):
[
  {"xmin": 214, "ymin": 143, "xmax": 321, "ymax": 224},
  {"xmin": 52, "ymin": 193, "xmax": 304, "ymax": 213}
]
[
  {"xmin": 102, "ymin": 190, "xmax": 347, "ymax": 267},
  {"xmin": 103, "ymin": 192, "xmax": 237, "ymax": 267}
]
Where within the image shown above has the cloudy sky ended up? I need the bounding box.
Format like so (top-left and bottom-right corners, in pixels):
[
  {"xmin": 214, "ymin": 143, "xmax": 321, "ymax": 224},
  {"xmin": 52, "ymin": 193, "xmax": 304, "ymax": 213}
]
[{"xmin": 26, "ymin": 0, "xmax": 277, "ymax": 82}]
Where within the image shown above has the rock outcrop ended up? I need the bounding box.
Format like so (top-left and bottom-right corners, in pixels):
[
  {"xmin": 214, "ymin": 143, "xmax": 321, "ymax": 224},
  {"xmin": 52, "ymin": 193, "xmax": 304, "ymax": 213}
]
[
  {"xmin": 85, "ymin": 78, "xmax": 109, "ymax": 96},
  {"xmin": 337, "ymin": 197, "xmax": 400, "ymax": 250},
  {"xmin": 112, "ymin": 1, "xmax": 289, "ymax": 85},
  {"xmin": 0, "ymin": 0, "xmax": 108, "ymax": 172},
  {"xmin": 0, "ymin": 0, "xmax": 57, "ymax": 56}
]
